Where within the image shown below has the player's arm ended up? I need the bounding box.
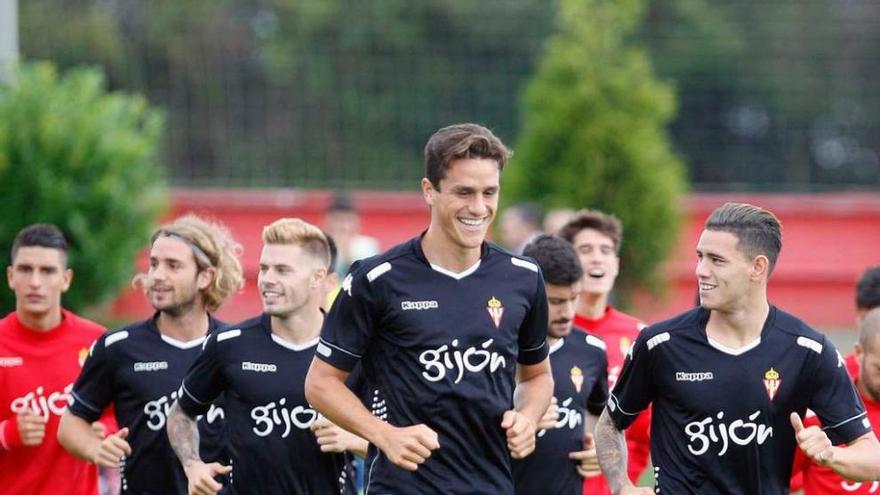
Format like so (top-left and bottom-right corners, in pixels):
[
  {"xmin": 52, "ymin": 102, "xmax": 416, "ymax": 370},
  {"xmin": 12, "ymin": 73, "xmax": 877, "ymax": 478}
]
[
  {"xmin": 58, "ymin": 411, "xmax": 130, "ymax": 467},
  {"xmin": 596, "ymin": 409, "xmax": 651, "ymax": 494},
  {"xmin": 305, "ymin": 358, "xmax": 438, "ymax": 471},
  {"xmin": 791, "ymin": 413, "xmax": 880, "ymax": 481},
  {"xmin": 502, "ymin": 359, "xmax": 553, "ymax": 459},
  {"xmin": 569, "ymin": 413, "xmax": 601, "ymax": 478},
  {"xmin": 311, "ymin": 416, "xmax": 370, "ymax": 458}
]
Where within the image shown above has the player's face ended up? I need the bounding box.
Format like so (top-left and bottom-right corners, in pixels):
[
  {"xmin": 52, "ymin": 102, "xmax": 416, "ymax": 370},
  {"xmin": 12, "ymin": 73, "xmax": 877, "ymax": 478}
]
[
  {"xmin": 258, "ymin": 243, "xmax": 322, "ymax": 318},
  {"xmin": 424, "ymin": 158, "xmax": 500, "ymax": 252},
  {"xmin": 857, "ymin": 340, "xmax": 880, "ymax": 402},
  {"xmin": 546, "ymin": 281, "xmax": 581, "ymax": 339},
  {"xmin": 571, "ymin": 229, "xmax": 619, "ymax": 297},
  {"xmin": 695, "ymin": 229, "xmax": 755, "ymax": 311},
  {"xmin": 147, "ymin": 236, "xmax": 207, "ymax": 316},
  {"xmin": 7, "ymin": 247, "xmax": 71, "ymax": 319}
]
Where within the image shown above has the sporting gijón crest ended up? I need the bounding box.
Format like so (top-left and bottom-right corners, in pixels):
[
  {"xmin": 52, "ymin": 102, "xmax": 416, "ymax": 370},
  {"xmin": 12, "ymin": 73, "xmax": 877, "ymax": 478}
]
[{"xmin": 487, "ymin": 297, "xmax": 504, "ymax": 328}]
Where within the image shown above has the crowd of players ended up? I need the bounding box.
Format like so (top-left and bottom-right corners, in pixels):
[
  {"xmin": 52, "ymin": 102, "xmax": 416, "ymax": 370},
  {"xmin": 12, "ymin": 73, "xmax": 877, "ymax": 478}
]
[{"xmin": 1, "ymin": 123, "xmax": 879, "ymax": 494}]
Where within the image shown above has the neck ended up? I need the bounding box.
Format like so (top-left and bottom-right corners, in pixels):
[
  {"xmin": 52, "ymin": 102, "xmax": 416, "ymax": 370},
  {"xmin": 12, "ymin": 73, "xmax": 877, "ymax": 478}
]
[
  {"xmin": 16, "ymin": 307, "xmax": 63, "ymax": 332},
  {"xmin": 576, "ymin": 292, "xmax": 608, "ymax": 320},
  {"xmin": 270, "ymin": 303, "xmax": 324, "ymax": 345},
  {"xmin": 547, "ymin": 335, "xmax": 560, "ymax": 347},
  {"xmin": 706, "ymin": 297, "xmax": 770, "ymax": 347},
  {"xmin": 156, "ymin": 307, "xmax": 210, "ymax": 342},
  {"xmin": 420, "ymin": 227, "xmax": 481, "ymax": 273}
]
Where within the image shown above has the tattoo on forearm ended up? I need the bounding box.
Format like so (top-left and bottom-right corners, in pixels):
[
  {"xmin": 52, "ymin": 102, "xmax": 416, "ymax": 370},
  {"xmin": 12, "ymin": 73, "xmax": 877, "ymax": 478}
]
[
  {"xmin": 596, "ymin": 409, "xmax": 629, "ymax": 494},
  {"xmin": 167, "ymin": 402, "xmax": 201, "ymax": 467}
]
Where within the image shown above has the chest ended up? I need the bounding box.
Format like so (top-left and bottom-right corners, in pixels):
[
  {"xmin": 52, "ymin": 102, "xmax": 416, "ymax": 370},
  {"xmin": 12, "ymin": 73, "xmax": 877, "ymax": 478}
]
[
  {"xmin": 114, "ymin": 343, "xmax": 199, "ymax": 399},
  {"xmin": 224, "ymin": 342, "xmax": 311, "ymax": 405},
  {"xmin": 0, "ymin": 341, "xmax": 88, "ymax": 415}
]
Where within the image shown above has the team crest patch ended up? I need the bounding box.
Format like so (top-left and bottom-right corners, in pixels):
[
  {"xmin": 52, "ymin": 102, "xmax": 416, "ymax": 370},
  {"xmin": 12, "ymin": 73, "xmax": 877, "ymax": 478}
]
[
  {"xmin": 619, "ymin": 336, "xmax": 631, "ymax": 358},
  {"xmin": 570, "ymin": 366, "xmax": 584, "ymax": 393},
  {"xmin": 486, "ymin": 297, "xmax": 504, "ymax": 328},
  {"xmin": 78, "ymin": 347, "xmax": 89, "ymax": 367},
  {"xmin": 763, "ymin": 368, "xmax": 781, "ymax": 400}
]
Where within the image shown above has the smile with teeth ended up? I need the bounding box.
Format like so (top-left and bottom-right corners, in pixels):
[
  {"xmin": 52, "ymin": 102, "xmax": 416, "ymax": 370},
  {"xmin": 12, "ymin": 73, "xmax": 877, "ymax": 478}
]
[
  {"xmin": 587, "ymin": 268, "xmax": 605, "ymax": 278},
  {"xmin": 699, "ymin": 283, "xmax": 717, "ymax": 291},
  {"xmin": 458, "ymin": 217, "xmax": 486, "ymax": 227}
]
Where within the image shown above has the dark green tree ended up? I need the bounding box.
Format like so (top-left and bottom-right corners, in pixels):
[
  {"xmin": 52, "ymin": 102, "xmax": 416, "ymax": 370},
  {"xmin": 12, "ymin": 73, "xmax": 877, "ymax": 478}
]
[
  {"xmin": 0, "ymin": 62, "xmax": 167, "ymax": 314},
  {"xmin": 505, "ymin": 0, "xmax": 688, "ymax": 305}
]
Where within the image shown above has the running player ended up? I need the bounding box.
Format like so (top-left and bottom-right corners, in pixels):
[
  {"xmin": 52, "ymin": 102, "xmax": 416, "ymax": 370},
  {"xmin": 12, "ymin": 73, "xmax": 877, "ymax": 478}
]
[
  {"xmin": 596, "ymin": 202, "xmax": 880, "ymax": 494},
  {"xmin": 168, "ymin": 218, "xmax": 358, "ymax": 495},
  {"xmin": 512, "ymin": 235, "xmax": 608, "ymax": 495},
  {"xmin": 305, "ymin": 123, "xmax": 553, "ymax": 494},
  {"xmin": 558, "ymin": 209, "xmax": 650, "ymax": 494},
  {"xmin": 59, "ymin": 214, "xmax": 244, "ymax": 494},
  {"xmin": 0, "ymin": 224, "xmax": 109, "ymax": 495}
]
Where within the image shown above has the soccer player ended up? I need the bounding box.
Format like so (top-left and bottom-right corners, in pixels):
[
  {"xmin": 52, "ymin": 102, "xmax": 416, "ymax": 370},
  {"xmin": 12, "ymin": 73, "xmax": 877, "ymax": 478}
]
[
  {"xmin": 791, "ymin": 308, "xmax": 880, "ymax": 494},
  {"xmin": 58, "ymin": 214, "xmax": 244, "ymax": 494},
  {"xmin": 167, "ymin": 218, "xmax": 358, "ymax": 495},
  {"xmin": 0, "ymin": 224, "xmax": 109, "ymax": 495},
  {"xmin": 558, "ymin": 209, "xmax": 650, "ymax": 494},
  {"xmin": 305, "ymin": 123, "xmax": 554, "ymax": 494},
  {"xmin": 512, "ymin": 235, "xmax": 609, "ymax": 495},
  {"xmin": 596, "ymin": 202, "xmax": 880, "ymax": 495}
]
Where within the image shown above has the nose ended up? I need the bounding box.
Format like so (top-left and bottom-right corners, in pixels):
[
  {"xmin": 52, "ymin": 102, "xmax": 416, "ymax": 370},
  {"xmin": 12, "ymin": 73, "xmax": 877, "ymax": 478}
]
[
  {"xmin": 695, "ymin": 258, "xmax": 709, "ymax": 279},
  {"xmin": 468, "ymin": 194, "xmax": 488, "ymax": 216},
  {"xmin": 561, "ymin": 299, "xmax": 576, "ymax": 320}
]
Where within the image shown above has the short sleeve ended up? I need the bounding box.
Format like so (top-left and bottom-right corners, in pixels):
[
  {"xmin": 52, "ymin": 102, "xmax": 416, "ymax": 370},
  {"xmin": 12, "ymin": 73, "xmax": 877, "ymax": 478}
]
[
  {"xmin": 177, "ymin": 332, "xmax": 227, "ymax": 418},
  {"xmin": 517, "ymin": 271, "xmax": 549, "ymax": 365},
  {"xmin": 607, "ymin": 330, "xmax": 655, "ymax": 430},
  {"xmin": 316, "ymin": 262, "xmax": 382, "ymax": 372},
  {"xmin": 68, "ymin": 334, "xmax": 114, "ymax": 423},
  {"xmin": 808, "ymin": 338, "xmax": 871, "ymax": 445},
  {"xmin": 587, "ymin": 351, "xmax": 609, "ymax": 416}
]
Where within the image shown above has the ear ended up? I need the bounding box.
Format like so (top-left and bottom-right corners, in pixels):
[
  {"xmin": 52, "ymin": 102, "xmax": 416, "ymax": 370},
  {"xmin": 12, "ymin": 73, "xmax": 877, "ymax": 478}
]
[
  {"xmin": 197, "ymin": 266, "xmax": 216, "ymax": 291},
  {"xmin": 311, "ymin": 266, "xmax": 327, "ymax": 290},
  {"xmin": 854, "ymin": 342, "xmax": 864, "ymax": 361},
  {"xmin": 750, "ymin": 255, "xmax": 770, "ymax": 282},
  {"xmin": 61, "ymin": 268, "xmax": 73, "ymax": 293},
  {"xmin": 421, "ymin": 178, "xmax": 436, "ymax": 207}
]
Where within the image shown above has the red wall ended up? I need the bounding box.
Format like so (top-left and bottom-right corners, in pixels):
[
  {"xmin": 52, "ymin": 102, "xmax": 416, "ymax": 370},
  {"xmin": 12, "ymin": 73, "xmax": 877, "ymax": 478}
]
[{"xmin": 112, "ymin": 190, "xmax": 880, "ymax": 330}]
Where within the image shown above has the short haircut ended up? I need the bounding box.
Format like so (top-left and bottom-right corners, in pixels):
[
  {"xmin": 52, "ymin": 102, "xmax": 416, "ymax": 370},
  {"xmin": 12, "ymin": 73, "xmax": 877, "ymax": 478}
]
[
  {"xmin": 323, "ymin": 230, "xmax": 339, "ymax": 272},
  {"xmin": 10, "ymin": 224, "xmax": 69, "ymax": 265},
  {"xmin": 859, "ymin": 307, "xmax": 880, "ymax": 351},
  {"xmin": 506, "ymin": 203, "xmax": 542, "ymax": 228},
  {"xmin": 262, "ymin": 218, "xmax": 331, "ymax": 270},
  {"xmin": 523, "ymin": 235, "xmax": 584, "ymax": 286},
  {"xmin": 558, "ymin": 209, "xmax": 623, "ymax": 254},
  {"xmin": 705, "ymin": 202, "xmax": 783, "ymax": 275},
  {"xmin": 138, "ymin": 214, "xmax": 245, "ymax": 312},
  {"xmin": 424, "ymin": 123, "xmax": 511, "ymax": 190},
  {"xmin": 857, "ymin": 266, "xmax": 880, "ymax": 312}
]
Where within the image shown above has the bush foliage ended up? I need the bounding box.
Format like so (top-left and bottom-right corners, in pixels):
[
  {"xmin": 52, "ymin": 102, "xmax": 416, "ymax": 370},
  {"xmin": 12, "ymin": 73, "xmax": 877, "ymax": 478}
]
[
  {"xmin": 504, "ymin": 0, "xmax": 688, "ymax": 306},
  {"xmin": 0, "ymin": 62, "xmax": 167, "ymax": 314}
]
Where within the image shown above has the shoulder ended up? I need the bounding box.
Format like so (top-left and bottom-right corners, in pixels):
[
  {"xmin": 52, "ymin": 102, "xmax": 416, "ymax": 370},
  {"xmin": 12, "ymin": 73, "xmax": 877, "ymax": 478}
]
[
  {"xmin": 210, "ymin": 315, "xmax": 265, "ymax": 347},
  {"xmin": 63, "ymin": 309, "xmax": 107, "ymax": 337},
  {"xmin": 486, "ymin": 243, "xmax": 541, "ymax": 275},
  {"xmin": 568, "ymin": 330, "xmax": 609, "ymax": 359},
  {"xmin": 637, "ymin": 307, "xmax": 705, "ymax": 349},
  {"xmin": 606, "ymin": 307, "xmax": 647, "ymax": 331},
  {"xmin": 344, "ymin": 239, "xmax": 418, "ymax": 285},
  {"xmin": 101, "ymin": 318, "xmax": 153, "ymax": 351},
  {"xmin": 770, "ymin": 307, "xmax": 830, "ymax": 355}
]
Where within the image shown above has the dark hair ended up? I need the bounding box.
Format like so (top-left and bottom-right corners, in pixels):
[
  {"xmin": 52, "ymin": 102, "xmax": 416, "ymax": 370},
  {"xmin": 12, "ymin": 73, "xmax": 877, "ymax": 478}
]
[
  {"xmin": 704, "ymin": 202, "xmax": 782, "ymax": 275},
  {"xmin": 857, "ymin": 266, "xmax": 880, "ymax": 312},
  {"xmin": 558, "ymin": 209, "xmax": 623, "ymax": 253},
  {"xmin": 424, "ymin": 123, "xmax": 510, "ymax": 190},
  {"xmin": 323, "ymin": 230, "xmax": 339, "ymax": 272},
  {"xmin": 523, "ymin": 235, "xmax": 584, "ymax": 286},
  {"xmin": 328, "ymin": 191, "xmax": 356, "ymax": 213},
  {"xmin": 11, "ymin": 224, "xmax": 69, "ymax": 264}
]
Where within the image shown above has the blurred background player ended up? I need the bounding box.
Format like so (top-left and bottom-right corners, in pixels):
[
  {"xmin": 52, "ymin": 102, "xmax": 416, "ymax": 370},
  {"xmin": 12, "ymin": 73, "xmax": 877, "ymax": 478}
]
[
  {"xmin": 558, "ymin": 209, "xmax": 650, "ymax": 494},
  {"xmin": 790, "ymin": 265, "xmax": 880, "ymax": 494},
  {"xmin": 168, "ymin": 218, "xmax": 361, "ymax": 495},
  {"xmin": 542, "ymin": 208, "xmax": 576, "ymax": 236},
  {"xmin": 323, "ymin": 191, "xmax": 380, "ymax": 279},
  {"xmin": 512, "ymin": 235, "xmax": 608, "ymax": 495},
  {"xmin": 59, "ymin": 214, "xmax": 244, "ymax": 494},
  {"xmin": 0, "ymin": 224, "xmax": 111, "ymax": 495},
  {"xmin": 499, "ymin": 202, "xmax": 543, "ymax": 255}
]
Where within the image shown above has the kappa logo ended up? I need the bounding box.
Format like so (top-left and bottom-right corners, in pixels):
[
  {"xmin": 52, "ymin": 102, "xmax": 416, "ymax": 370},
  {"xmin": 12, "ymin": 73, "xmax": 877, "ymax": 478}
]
[
  {"xmin": 676, "ymin": 371, "xmax": 714, "ymax": 382},
  {"xmin": 486, "ymin": 297, "xmax": 504, "ymax": 328},
  {"xmin": 134, "ymin": 361, "xmax": 169, "ymax": 372},
  {"xmin": 242, "ymin": 361, "xmax": 277, "ymax": 373},
  {"xmin": 401, "ymin": 300, "xmax": 439, "ymax": 311},
  {"xmin": 763, "ymin": 368, "xmax": 781, "ymax": 400},
  {"xmin": 0, "ymin": 357, "xmax": 23, "ymax": 367}
]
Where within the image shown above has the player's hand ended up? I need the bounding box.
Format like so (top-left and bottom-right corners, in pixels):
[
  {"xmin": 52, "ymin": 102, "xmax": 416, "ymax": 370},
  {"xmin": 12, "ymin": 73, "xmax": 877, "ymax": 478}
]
[
  {"xmin": 90, "ymin": 427, "xmax": 132, "ymax": 468},
  {"xmin": 501, "ymin": 410, "xmax": 537, "ymax": 459},
  {"xmin": 374, "ymin": 424, "xmax": 439, "ymax": 472},
  {"xmin": 90, "ymin": 421, "xmax": 108, "ymax": 438},
  {"xmin": 183, "ymin": 460, "xmax": 231, "ymax": 495},
  {"xmin": 537, "ymin": 396, "xmax": 559, "ymax": 431},
  {"xmin": 16, "ymin": 412, "xmax": 47, "ymax": 446},
  {"xmin": 311, "ymin": 417, "xmax": 368, "ymax": 456},
  {"xmin": 569, "ymin": 431, "xmax": 601, "ymax": 477},
  {"xmin": 791, "ymin": 412, "xmax": 835, "ymax": 466}
]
